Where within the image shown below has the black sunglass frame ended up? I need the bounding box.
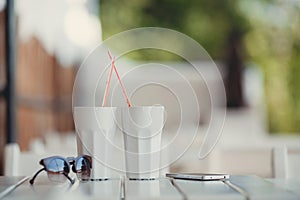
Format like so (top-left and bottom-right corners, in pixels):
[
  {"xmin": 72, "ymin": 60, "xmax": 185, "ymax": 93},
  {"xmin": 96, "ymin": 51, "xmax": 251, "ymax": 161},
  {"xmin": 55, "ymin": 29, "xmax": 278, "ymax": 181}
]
[{"xmin": 29, "ymin": 155, "xmax": 92, "ymax": 185}]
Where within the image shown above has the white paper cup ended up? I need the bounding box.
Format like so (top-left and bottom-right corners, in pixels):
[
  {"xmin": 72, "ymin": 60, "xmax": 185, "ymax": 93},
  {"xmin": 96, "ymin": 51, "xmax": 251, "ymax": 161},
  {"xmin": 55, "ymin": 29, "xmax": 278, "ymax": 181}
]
[
  {"xmin": 74, "ymin": 107, "xmax": 119, "ymax": 180},
  {"xmin": 122, "ymin": 106, "xmax": 164, "ymax": 179}
]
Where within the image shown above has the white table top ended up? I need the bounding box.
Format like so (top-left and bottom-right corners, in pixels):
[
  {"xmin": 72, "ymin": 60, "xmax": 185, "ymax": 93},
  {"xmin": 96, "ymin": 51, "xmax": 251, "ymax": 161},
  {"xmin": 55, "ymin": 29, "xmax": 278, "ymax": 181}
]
[{"xmin": 0, "ymin": 175, "xmax": 299, "ymax": 200}]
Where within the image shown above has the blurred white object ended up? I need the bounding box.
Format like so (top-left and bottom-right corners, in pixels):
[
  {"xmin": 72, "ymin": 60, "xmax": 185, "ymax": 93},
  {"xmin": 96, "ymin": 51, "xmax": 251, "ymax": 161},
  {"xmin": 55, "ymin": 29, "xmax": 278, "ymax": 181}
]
[
  {"xmin": 272, "ymin": 146, "xmax": 288, "ymax": 178},
  {"xmin": 4, "ymin": 143, "xmax": 20, "ymax": 176},
  {"xmin": 29, "ymin": 139, "xmax": 46, "ymax": 154},
  {"xmin": 43, "ymin": 131, "xmax": 77, "ymax": 156},
  {"xmin": 4, "ymin": 132, "xmax": 77, "ymax": 176},
  {"xmin": 0, "ymin": 0, "xmax": 6, "ymax": 12},
  {"xmin": 243, "ymin": 66, "xmax": 264, "ymax": 107},
  {"xmin": 4, "ymin": 143, "xmax": 44, "ymax": 176},
  {"xmin": 272, "ymin": 146, "xmax": 300, "ymax": 179},
  {"xmin": 15, "ymin": 0, "xmax": 101, "ymax": 67}
]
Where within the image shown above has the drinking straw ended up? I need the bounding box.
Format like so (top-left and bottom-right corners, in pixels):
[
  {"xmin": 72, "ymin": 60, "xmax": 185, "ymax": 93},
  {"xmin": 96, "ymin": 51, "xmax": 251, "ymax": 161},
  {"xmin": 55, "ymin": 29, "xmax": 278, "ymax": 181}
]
[
  {"xmin": 102, "ymin": 55, "xmax": 114, "ymax": 107},
  {"xmin": 107, "ymin": 51, "xmax": 132, "ymax": 107}
]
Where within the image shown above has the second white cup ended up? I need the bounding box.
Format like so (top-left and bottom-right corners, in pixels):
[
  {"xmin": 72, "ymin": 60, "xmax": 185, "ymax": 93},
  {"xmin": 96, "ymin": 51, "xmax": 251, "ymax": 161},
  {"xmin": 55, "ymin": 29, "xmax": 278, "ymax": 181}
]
[{"xmin": 122, "ymin": 106, "xmax": 164, "ymax": 180}]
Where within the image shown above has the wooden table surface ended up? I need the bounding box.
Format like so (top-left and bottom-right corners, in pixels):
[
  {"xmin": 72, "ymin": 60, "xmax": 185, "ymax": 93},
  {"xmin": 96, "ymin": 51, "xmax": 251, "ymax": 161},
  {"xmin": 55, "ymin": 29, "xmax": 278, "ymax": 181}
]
[{"xmin": 0, "ymin": 175, "xmax": 299, "ymax": 200}]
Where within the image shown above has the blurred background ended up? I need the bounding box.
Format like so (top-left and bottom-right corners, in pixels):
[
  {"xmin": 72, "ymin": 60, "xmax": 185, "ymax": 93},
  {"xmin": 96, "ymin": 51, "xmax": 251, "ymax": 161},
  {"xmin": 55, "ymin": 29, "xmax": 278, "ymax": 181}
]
[{"xmin": 0, "ymin": 0, "xmax": 300, "ymax": 177}]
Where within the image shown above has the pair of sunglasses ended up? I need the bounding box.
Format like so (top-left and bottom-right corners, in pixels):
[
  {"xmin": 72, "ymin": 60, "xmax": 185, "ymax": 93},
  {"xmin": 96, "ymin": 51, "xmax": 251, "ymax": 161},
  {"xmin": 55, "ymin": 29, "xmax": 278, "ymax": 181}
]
[{"xmin": 29, "ymin": 155, "xmax": 92, "ymax": 185}]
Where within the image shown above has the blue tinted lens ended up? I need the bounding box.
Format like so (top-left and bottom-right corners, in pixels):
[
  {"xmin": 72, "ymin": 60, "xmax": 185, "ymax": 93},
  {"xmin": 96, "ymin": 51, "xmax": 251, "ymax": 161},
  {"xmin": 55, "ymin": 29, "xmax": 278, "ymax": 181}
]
[
  {"xmin": 45, "ymin": 158, "xmax": 69, "ymax": 183},
  {"xmin": 75, "ymin": 156, "xmax": 91, "ymax": 181},
  {"xmin": 47, "ymin": 158, "xmax": 69, "ymax": 173}
]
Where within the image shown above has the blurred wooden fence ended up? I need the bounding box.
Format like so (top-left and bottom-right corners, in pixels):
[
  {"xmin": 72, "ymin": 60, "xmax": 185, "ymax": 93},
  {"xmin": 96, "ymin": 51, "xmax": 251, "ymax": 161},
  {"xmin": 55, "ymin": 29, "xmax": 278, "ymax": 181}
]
[
  {"xmin": 0, "ymin": 11, "xmax": 77, "ymax": 174},
  {"xmin": 16, "ymin": 37, "xmax": 77, "ymax": 150}
]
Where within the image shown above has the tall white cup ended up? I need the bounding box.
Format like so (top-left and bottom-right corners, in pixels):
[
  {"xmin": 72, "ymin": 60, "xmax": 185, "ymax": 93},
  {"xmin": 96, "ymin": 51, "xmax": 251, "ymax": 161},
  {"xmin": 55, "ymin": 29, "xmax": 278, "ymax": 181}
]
[
  {"xmin": 74, "ymin": 107, "xmax": 119, "ymax": 180},
  {"xmin": 122, "ymin": 106, "xmax": 164, "ymax": 179}
]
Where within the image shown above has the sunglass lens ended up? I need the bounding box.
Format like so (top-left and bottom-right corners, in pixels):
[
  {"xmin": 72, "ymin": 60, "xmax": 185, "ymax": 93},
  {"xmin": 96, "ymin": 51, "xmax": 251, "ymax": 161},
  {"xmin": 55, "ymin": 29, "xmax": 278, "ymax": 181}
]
[
  {"xmin": 46, "ymin": 158, "xmax": 69, "ymax": 183},
  {"xmin": 75, "ymin": 156, "xmax": 91, "ymax": 181}
]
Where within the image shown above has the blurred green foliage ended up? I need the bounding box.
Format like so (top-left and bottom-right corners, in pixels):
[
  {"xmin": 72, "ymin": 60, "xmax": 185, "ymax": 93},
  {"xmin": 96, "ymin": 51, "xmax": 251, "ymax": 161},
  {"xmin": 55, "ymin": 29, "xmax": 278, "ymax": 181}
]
[
  {"xmin": 100, "ymin": 0, "xmax": 249, "ymax": 60},
  {"xmin": 100, "ymin": 0, "xmax": 300, "ymax": 133},
  {"xmin": 242, "ymin": 0, "xmax": 300, "ymax": 133}
]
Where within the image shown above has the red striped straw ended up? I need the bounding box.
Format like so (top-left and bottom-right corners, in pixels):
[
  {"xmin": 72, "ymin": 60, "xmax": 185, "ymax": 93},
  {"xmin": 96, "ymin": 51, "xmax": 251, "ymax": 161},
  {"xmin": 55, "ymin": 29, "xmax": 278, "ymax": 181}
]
[
  {"xmin": 104, "ymin": 51, "xmax": 131, "ymax": 107},
  {"xmin": 102, "ymin": 55, "xmax": 114, "ymax": 107}
]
